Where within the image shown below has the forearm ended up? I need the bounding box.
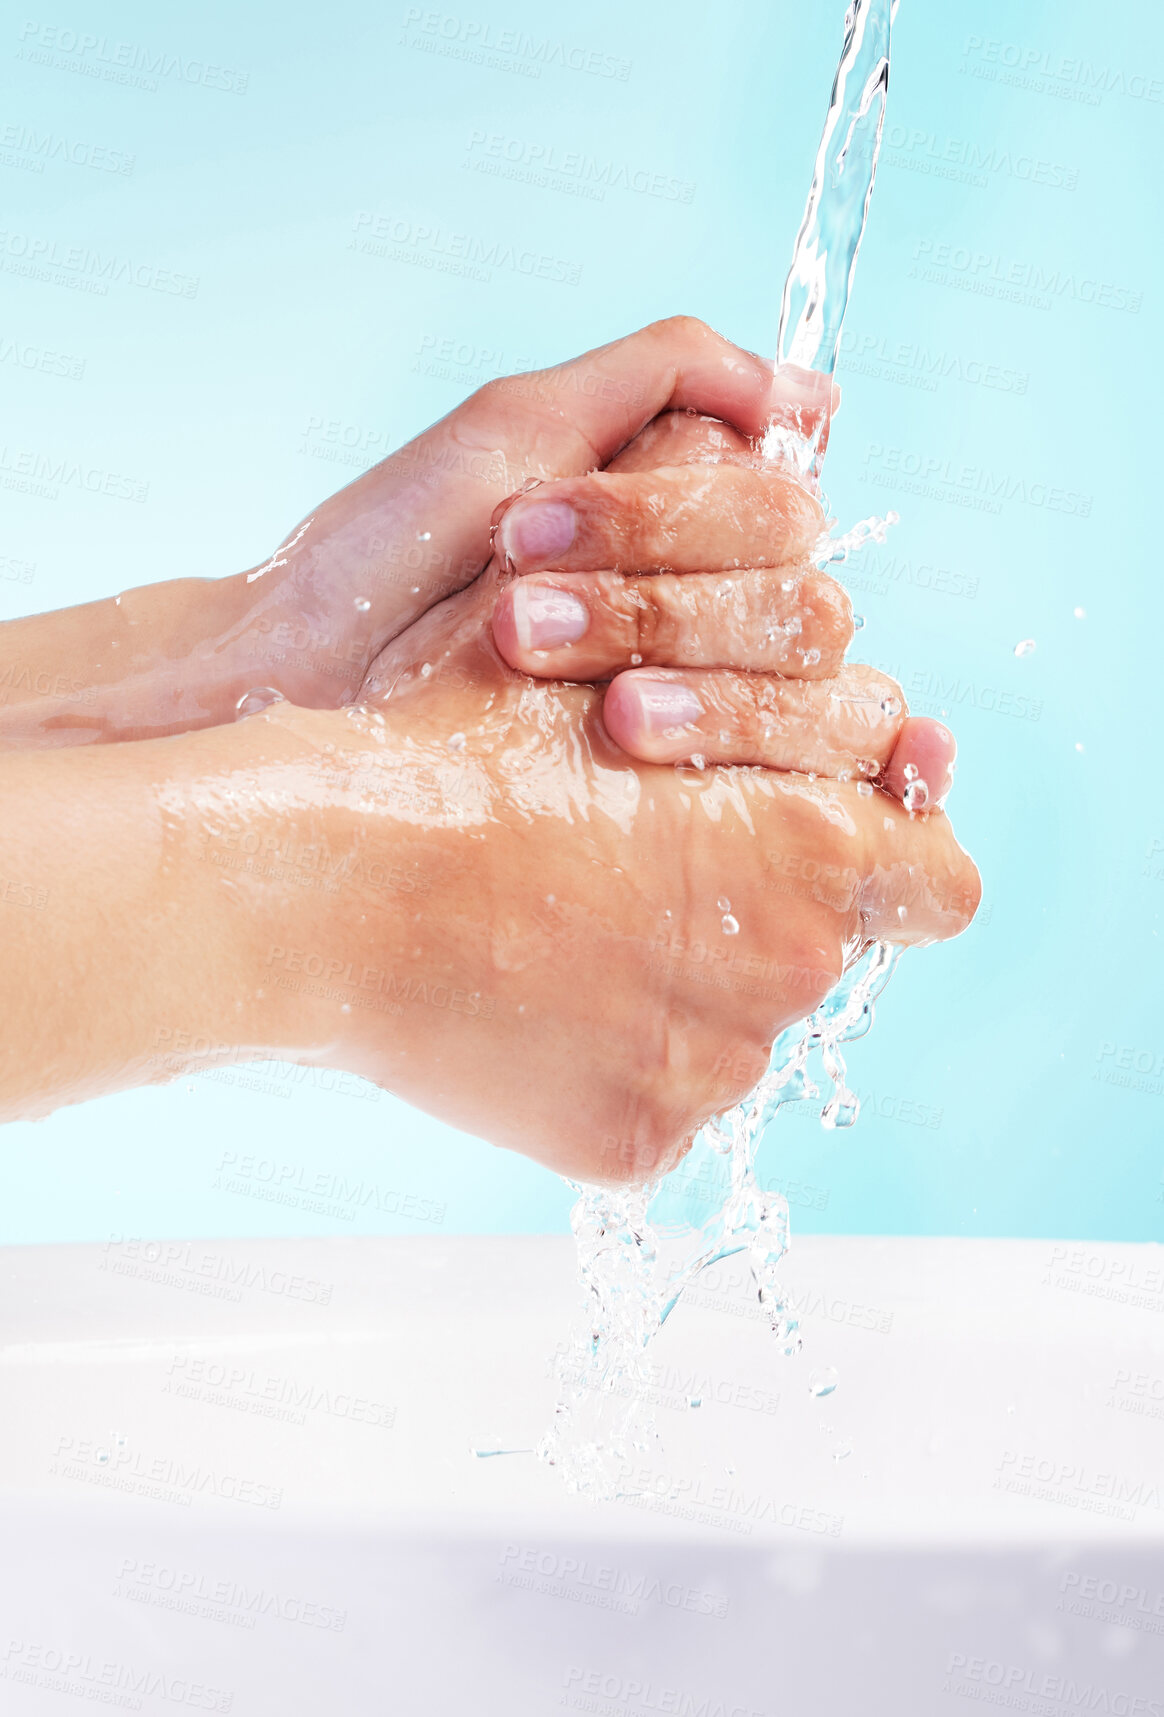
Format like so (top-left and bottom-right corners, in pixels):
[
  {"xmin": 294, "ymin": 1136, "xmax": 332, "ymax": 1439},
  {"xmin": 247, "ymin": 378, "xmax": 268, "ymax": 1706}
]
[
  {"xmin": 0, "ymin": 571, "xmax": 295, "ymax": 747},
  {"xmin": 0, "ymin": 718, "xmax": 313, "ymax": 1114}
]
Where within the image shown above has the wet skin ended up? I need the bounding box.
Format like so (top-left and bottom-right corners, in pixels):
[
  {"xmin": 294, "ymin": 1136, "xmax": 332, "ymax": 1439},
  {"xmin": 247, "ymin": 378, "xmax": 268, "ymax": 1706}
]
[{"xmin": 0, "ymin": 319, "xmax": 978, "ymax": 1179}]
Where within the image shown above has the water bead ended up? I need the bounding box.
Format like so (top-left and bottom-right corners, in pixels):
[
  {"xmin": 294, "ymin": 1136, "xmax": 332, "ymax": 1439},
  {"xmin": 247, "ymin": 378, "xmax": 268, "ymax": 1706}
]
[
  {"xmin": 856, "ymin": 780, "xmax": 874, "ymax": 797},
  {"xmin": 903, "ymin": 779, "xmax": 929, "ymax": 812},
  {"xmin": 235, "ymin": 686, "xmax": 284, "ymax": 718},
  {"xmin": 903, "ymin": 762, "xmax": 919, "ymax": 782},
  {"xmin": 1013, "ymin": 639, "xmax": 1036, "ymax": 657},
  {"xmin": 721, "ymin": 914, "xmax": 740, "ymax": 935},
  {"xmin": 354, "ymin": 597, "xmax": 371, "ymax": 611},
  {"xmin": 809, "ymin": 1366, "xmax": 838, "ymax": 1398}
]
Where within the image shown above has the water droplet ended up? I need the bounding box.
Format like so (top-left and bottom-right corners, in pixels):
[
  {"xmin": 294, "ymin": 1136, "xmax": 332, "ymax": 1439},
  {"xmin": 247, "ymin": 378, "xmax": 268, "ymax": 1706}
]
[
  {"xmin": 629, "ymin": 652, "xmax": 642, "ymax": 666},
  {"xmin": 688, "ymin": 1396, "xmax": 702, "ymax": 1409},
  {"xmin": 1074, "ymin": 741, "xmax": 1084, "ymax": 753},
  {"xmin": 417, "ymin": 530, "xmax": 432, "ymax": 541},
  {"xmin": 857, "ymin": 757, "xmax": 879, "ymax": 778},
  {"xmin": 780, "ymin": 578, "xmax": 796, "ymax": 594},
  {"xmin": 354, "ymin": 596, "xmax": 371, "ymax": 611},
  {"xmin": 235, "ymin": 686, "xmax": 284, "ymax": 718},
  {"xmin": 856, "ymin": 780, "xmax": 874, "ymax": 797},
  {"xmin": 822, "ymin": 1093, "xmax": 858, "ymax": 1128},
  {"xmin": 852, "ymin": 613, "xmax": 865, "ymax": 631},
  {"xmin": 783, "ymin": 615, "xmax": 802, "ymax": 637},
  {"xmin": 809, "ymin": 1366, "xmax": 838, "ymax": 1398},
  {"xmin": 448, "ymin": 731, "xmax": 466, "ymax": 752},
  {"xmin": 896, "ymin": 904, "xmax": 908, "ymax": 921},
  {"xmin": 833, "ymin": 1440, "xmax": 852, "ymax": 1462},
  {"xmin": 717, "ymin": 896, "xmax": 731, "ymax": 912},
  {"xmin": 801, "ymin": 647, "xmax": 821, "ymax": 667},
  {"xmin": 903, "ymin": 779, "xmax": 929, "ymax": 812},
  {"xmin": 1013, "ymin": 639, "xmax": 1036, "ymax": 657},
  {"xmin": 1073, "ymin": 606, "xmax": 1086, "ymax": 619},
  {"xmin": 689, "ymin": 753, "xmax": 706, "ymax": 770},
  {"xmin": 721, "ymin": 914, "xmax": 740, "ymax": 936},
  {"xmin": 880, "ymin": 695, "xmax": 901, "ymax": 717},
  {"xmin": 96, "ymin": 1448, "xmax": 110, "ymax": 1464},
  {"xmin": 420, "ymin": 662, "xmax": 433, "ymax": 679},
  {"xmin": 903, "ymin": 762, "xmax": 919, "ymax": 782}
]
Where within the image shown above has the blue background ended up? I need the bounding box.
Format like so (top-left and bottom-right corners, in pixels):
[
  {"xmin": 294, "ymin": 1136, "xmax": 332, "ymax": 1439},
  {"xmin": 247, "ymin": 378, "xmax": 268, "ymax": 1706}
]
[{"xmin": 0, "ymin": 0, "xmax": 1159, "ymax": 1244}]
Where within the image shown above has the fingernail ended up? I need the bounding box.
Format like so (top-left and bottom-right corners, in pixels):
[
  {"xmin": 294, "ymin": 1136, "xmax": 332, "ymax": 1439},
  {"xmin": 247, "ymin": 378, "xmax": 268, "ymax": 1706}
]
[
  {"xmin": 511, "ymin": 582, "xmax": 589, "ymax": 651},
  {"xmin": 627, "ymin": 677, "xmax": 703, "ymax": 737},
  {"xmin": 497, "ymin": 499, "xmax": 576, "ymax": 566}
]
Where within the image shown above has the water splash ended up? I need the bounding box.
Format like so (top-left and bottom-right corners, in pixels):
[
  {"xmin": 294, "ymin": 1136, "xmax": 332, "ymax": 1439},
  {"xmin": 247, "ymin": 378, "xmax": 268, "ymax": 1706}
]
[
  {"xmin": 539, "ymin": 943, "xmax": 900, "ymax": 1495},
  {"xmin": 539, "ymin": 1, "xmax": 903, "ymax": 1497},
  {"xmin": 764, "ymin": 0, "xmax": 898, "ymax": 484}
]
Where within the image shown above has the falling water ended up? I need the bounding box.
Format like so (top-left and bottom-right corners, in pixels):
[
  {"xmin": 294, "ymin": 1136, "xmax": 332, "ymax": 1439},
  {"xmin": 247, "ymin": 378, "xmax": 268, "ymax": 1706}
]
[{"xmin": 539, "ymin": 2, "xmax": 904, "ymax": 1495}]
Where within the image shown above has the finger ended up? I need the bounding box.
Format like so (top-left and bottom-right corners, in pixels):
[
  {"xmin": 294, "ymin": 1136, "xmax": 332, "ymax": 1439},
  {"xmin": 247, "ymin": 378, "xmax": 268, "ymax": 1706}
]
[
  {"xmin": 852, "ymin": 782, "xmax": 981, "ymax": 945},
  {"xmin": 603, "ymin": 664, "xmax": 907, "ymax": 777},
  {"xmin": 605, "ymin": 409, "xmax": 758, "ymax": 474},
  {"xmin": 492, "ymin": 565, "xmax": 852, "ymax": 680},
  {"xmin": 764, "ymin": 363, "xmax": 840, "ymax": 466},
  {"xmin": 250, "ymin": 317, "xmax": 785, "ymax": 649},
  {"xmin": 492, "ymin": 463, "xmax": 823, "ymax": 577},
  {"xmin": 882, "ymin": 716, "xmax": 957, "ymax": 811}
]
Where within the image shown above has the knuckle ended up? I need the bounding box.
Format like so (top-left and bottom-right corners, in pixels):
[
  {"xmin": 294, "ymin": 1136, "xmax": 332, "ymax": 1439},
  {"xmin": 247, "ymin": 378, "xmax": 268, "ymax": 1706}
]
[{"xmin": 648, "ymin": 313, "xmax": 714, "ymax": 346}]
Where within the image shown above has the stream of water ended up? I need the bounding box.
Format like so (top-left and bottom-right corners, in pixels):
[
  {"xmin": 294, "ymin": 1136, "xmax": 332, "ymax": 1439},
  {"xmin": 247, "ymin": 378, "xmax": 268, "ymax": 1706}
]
[{"xmin": 538, "ymin": 1, "xmax": 904, "ymax": 1496}]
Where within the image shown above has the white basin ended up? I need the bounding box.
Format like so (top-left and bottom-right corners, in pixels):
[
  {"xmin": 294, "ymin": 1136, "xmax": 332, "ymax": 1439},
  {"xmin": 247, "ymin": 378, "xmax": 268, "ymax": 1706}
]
[{"xmin": 1, "ymin": 1234, "xmax": 1162, "ymax": 1713}]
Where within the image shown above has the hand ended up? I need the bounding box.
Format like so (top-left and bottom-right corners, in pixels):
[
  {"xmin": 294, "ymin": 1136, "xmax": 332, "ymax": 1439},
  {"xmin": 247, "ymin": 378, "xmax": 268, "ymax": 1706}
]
[
  {"xmin": 0, "ymin": 569, "xmax": 978, "ymax": 1186},
  {"xmin": 489, "ymin": 402, "xmax": 956, "ymax": 808},
  {"xmin": 0, "ymin": 319, "xmax": 794, "ymax": 746}
]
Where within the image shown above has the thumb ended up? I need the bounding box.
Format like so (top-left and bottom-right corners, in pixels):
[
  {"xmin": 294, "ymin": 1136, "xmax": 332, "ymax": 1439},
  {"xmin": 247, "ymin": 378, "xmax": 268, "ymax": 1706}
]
[
  {"xmin": 258, "ymin": 318, "xmax": 778, "ymax": 650},
  {"xmin": 853, "ymin": 788, "xmax": 981, "ymax": 946}
]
